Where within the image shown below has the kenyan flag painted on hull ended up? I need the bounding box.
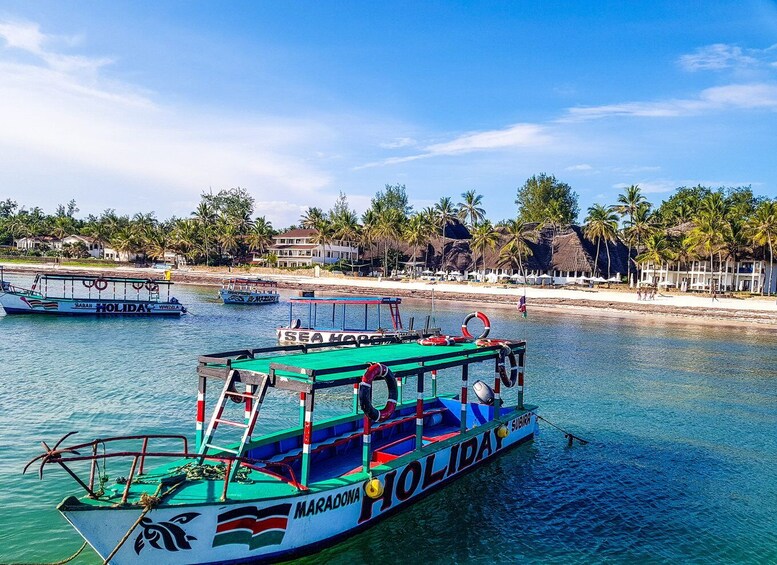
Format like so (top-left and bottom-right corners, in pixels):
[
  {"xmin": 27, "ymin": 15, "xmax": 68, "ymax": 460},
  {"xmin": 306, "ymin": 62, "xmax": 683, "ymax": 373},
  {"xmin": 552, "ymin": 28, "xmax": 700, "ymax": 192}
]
[{"xmin": 213, "ymin": 503, "xmax": 292, "ymax": 550}]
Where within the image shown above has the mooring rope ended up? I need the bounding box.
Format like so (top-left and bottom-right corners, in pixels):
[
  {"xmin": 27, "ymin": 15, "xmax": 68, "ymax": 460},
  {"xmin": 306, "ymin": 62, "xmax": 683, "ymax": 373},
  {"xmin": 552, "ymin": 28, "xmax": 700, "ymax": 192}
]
[
  {"xmin": 8, "ymin": 541, "xmax": 89, "ymax": 565},
  {"xmin": 535, "ymin": 413, "xmax": 590, "ymax": 446}
]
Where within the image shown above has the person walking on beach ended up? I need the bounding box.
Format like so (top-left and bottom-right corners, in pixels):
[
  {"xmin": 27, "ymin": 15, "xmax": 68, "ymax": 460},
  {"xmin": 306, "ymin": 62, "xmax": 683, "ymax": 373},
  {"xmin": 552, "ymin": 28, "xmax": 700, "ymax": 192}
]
[{"xmin": 637, "ymin": 288, "xmax": 642, "ymax": 301}]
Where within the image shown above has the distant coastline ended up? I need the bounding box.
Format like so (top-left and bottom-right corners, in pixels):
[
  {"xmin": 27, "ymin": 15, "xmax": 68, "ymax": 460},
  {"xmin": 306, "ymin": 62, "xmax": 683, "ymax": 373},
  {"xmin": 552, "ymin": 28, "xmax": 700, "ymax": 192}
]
[{"xmin": 2, "ymin": 262, "xmax": 775, "ymax": 328}]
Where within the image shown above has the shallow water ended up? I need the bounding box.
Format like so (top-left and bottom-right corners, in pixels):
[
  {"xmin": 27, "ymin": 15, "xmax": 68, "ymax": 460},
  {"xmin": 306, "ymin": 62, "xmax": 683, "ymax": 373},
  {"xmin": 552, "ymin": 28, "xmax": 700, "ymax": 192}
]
[{"xmin": 0, "ymin": 275, "xmax": 775, "ymax": 564}]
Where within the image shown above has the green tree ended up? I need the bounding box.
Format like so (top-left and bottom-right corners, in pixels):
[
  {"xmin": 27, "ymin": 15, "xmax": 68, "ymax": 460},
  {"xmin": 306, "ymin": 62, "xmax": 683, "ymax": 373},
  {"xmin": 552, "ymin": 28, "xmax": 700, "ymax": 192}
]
[
  {"xmin": 613, "ymin": 185, "xmax": 646, "ymax": 283},
  {"xmin": 434, "ymin": 196, "xmax": 457, "ymax": 270},
  {"xmin": 746, "ymin": 200, "xmax": 777, "ymax": 295},
  {"xmin": 457, "ymin": 190, "xmax": 486, "ymax": 229},
  {"xmin": 403, "ymin": 213, "xmax": 434, "ymax": 274},
  {"xmin": 584, "ymin": 204, "xmax": 620, "ymax": 277},
  {"xmin": 516, "ymin": 173, "xmax": 579, "ymax": 226},
  {"xmin": 636, "ymin": 233, "xmax": 675, "ymax": 278},
  {"xmin": 469, "ymin": 220, "xmax": 500, "ymax": 277}
]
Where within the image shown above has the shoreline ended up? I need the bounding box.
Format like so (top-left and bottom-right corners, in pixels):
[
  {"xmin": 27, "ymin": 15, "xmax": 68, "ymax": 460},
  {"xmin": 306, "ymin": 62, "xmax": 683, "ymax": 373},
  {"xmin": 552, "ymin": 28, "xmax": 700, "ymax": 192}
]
[{"xmin": 2, "ymin": 262, "xmax": 776, "ymax": 328}]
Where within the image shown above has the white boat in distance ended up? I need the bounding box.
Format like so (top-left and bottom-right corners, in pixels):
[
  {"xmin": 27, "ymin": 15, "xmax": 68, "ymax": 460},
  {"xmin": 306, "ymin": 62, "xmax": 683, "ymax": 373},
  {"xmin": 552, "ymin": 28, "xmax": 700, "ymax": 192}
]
[{"xmin": 0, "ymin": 270, "xmax": 186, "ymax": 316}]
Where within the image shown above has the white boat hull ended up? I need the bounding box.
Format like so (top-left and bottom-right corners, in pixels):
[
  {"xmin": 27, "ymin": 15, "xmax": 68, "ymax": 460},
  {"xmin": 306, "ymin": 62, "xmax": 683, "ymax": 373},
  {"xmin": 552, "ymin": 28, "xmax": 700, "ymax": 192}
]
[
  {"xmin": 276, "ymin": 327, "xmax": 403, "ymax": 344},
  {"xmin": 0, "ymin": 292, "xmax": 185, "ymax": 316},
  {"xmin": 61, "ymin": 412, "xmax": 537, "ymax": 564}
]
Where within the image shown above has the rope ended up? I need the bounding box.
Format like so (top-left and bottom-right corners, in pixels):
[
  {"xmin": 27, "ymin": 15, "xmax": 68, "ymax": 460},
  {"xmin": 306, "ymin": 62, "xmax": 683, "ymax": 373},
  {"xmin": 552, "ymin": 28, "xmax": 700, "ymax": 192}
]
[
  {"xmin": 535, "ymin": 413, "xmax": 590, "ymax": 446},
  {"xmin": 8, "ymin": 541, "xmax": 88, "ymax": 565}
]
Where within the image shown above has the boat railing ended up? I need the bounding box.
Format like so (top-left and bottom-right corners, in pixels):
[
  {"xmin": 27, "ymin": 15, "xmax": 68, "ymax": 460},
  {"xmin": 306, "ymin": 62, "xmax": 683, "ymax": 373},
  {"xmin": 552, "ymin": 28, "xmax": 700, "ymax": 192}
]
[{"xmin": 24, "ymin": 431, "xmax": 303, "ymax": 503}]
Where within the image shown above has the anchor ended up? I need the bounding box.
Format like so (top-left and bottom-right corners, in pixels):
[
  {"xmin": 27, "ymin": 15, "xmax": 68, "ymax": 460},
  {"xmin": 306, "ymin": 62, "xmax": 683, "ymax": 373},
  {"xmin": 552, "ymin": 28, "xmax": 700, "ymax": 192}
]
[{"xmin": 23, "ymin": 431, "xmax": 96, "ymax": 497}]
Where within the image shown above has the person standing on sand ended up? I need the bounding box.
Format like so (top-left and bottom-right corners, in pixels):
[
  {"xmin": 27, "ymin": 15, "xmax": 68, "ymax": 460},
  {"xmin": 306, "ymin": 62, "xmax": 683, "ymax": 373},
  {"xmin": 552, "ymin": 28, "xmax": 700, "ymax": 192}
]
[{"xmin": 637, "ymin": 288, "xmax": 642, "ymax": 301}]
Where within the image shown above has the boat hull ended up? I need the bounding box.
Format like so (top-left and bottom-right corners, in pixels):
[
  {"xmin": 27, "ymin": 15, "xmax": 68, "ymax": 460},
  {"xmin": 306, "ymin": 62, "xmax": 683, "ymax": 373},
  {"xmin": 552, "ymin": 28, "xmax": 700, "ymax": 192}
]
[
  {"xmin": 60, "ymin": 412, "xmax": 537, "ymax": 564},
  {"xmin": 219, "ymin": 289, "xmax": 279, "ymax": 305},
  {"xmin": 277, "ymin": 327, "xmax": 404, "ymax": 344},
  {"xmin": 0, "ymin": 293, "xmax": 185, "ymax": 316}
]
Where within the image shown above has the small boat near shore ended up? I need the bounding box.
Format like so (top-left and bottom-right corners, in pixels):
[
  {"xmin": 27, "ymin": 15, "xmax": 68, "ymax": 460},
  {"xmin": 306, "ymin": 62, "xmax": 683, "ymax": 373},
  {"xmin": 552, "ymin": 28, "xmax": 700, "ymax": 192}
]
[
  {"xmin": 0, "ymin": 271, "xmax": 186, "ymax": 316},
  {"xmin": 25, "ymin": 325, "xmax": 535, "ymax": 563},
  {"xmin": 220, "ymin": 278, "xmax": 279, "ymax": 305},
  {"xmin": 277, "ymin": 295, "xmax": 440, "ymax": 344}
]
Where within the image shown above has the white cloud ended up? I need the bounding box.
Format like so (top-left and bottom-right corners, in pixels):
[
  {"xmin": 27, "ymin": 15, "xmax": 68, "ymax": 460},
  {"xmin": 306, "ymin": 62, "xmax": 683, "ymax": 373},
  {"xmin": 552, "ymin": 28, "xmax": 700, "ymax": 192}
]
[
  {"xmin": 566, "ymin": 163, "xmax": 593, "ymax": 171},
  {"xmin": 678, "ymin": 44, "xmax": 758, "ymax": 72},
  {"xmin": 563, "ymin": 83, "xmax": 777, "ymax": 121},
  {"xmin": 358, "ymin": 123, "xmax": 552, "ymax": 168},
  {"xmin": 0, "ymin": 18, "xmax": 335, "ymax": 228},
  {"xmin": 379, "ymin": 137, "xmax": 416, "ymax": 149}
]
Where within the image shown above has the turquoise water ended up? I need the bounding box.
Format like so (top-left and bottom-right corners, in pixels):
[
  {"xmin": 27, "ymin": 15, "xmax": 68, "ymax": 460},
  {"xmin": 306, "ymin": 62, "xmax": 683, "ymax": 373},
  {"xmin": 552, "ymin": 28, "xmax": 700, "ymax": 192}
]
[{"xmin": 1, "ymin": 274, "xmax": 776, "ymax": 564}]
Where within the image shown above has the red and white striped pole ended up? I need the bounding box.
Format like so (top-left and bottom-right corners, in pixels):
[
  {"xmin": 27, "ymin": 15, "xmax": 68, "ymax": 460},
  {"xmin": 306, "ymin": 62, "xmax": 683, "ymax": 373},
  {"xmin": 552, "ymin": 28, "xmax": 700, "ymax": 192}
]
[
  {"xmin": 415, "ymin": 370, "xmax": 424, "ymax": 450},
  {"xmin": 196, "ymin": 376, "xmax": 206, "ymax": 451},
  {"xmin": 300, "ymin": 392, "xmax": 314, "ymax": 487},
  {"xmin": 517, "ymin": 350, "xmax": 525, "ymax": 410},
  {"xmin": 460, "ymin": 365, "xmax": 468, "ymax": 434},
  {"xmin": 244, "ymin": 384, "xmax": 254, "ymax": 423}
]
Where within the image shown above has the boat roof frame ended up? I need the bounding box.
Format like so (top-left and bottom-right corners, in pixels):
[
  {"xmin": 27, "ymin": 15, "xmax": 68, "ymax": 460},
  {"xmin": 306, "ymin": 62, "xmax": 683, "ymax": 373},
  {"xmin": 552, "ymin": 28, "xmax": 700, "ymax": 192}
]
[
  {"xmin": 288, "ymin": 296, "xmax": 401, "ymax": 306},
  {"xmin": 198, "ymin": 337, "xmax": 526, "ymax": 393},
  {"xmin": 33, "ymin": 272, "xmax": 174, "ymax": 285}
]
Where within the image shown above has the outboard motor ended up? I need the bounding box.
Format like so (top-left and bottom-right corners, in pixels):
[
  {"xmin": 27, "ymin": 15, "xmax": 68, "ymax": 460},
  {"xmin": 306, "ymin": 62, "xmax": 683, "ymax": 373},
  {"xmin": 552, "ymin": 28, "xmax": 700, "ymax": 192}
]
[{"xmin": 472, "ymin": 380, "xmax": 495, "ymax": 406}]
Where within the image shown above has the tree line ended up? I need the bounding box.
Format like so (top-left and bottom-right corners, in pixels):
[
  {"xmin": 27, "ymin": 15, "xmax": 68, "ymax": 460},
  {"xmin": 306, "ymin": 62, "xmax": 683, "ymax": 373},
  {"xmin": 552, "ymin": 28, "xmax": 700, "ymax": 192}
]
[{"xmin": 1, "ymin": 177, "xmax": 775, "ymax": 292}]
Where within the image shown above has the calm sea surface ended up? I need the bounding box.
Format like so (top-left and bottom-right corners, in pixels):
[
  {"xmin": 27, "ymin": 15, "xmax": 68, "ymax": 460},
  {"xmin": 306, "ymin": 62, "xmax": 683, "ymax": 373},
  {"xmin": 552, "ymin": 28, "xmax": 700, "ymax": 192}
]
[{"xmin": 1, "ymin": 274, "xmax": 776, "ymax": 564}]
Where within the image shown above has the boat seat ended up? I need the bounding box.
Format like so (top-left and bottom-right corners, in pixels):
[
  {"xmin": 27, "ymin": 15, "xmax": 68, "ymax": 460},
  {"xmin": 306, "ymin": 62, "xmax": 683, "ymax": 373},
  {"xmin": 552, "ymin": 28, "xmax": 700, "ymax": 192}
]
[{"xmin": 257, "ymin": 408, "xmax": 447, "ymax": 466}]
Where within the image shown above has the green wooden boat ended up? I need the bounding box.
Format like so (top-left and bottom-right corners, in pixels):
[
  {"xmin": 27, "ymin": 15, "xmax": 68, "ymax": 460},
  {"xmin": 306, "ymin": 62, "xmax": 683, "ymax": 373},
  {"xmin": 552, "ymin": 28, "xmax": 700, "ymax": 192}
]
[{"xmin": 26, "ymin": 323, "xmax": 537, "ymax": 564}]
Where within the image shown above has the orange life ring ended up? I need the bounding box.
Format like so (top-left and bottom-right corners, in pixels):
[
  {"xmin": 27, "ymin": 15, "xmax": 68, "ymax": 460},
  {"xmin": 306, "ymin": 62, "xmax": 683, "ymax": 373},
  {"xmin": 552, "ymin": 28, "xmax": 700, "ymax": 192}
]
[
  {"xmin": 93, "ymin": 278, "xmax": 108, "ymax": 291},
  {"xmin": 359, "ymin": 363, "xmax": 398, "ymax": 422},
  {"xmin": 417, "ymin": 335, "xmax": 469, "ymax": 346},
  {"xmin": 145, "ymin": 280, "xmax": 159, "ymax": 292},
  {"xmin": 461, "ymin": 311, "xmax": 490, "ymax": 339}
]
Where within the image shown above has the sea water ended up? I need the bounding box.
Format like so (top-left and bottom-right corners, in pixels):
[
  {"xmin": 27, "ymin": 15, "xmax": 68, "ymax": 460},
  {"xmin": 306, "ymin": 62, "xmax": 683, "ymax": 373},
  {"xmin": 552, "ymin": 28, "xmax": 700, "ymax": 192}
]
[{"xmin": 0, "ymin": 277, "xmax": 775, "ymax": 564}]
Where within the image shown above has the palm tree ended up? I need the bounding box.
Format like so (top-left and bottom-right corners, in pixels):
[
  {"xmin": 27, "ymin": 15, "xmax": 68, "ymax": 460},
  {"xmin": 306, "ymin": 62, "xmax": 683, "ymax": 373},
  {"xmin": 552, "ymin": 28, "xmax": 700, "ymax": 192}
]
[
  {"xmin": 624, "ymin": 202, "xmax": 656, "ymax": 281},
  {"xmin": 469, "ymin": 221, "xmax": 500, "ymax": 278},
  {"xmin": 218, "ymin": 223, "xmax": 242, "ymax": 263},
  {"xmin": 300, "ymin": 207, "xmax": 325, "ymax": 229},
  {"xmin": 434, "ymin": 197, "xmax": 457, "ymax": 271},
  {"xmin": 457, "ymin": 190, "xmax": 486, "ymax": 229},
  {"xmin": 501, "ymin": 220, "xmax": 536, "ymax": 278},
  {"xmin": 584, "ymin": 204, "xmax": 619, "ymax": 277},
  {"xmin": 686, "ymin": 194, "xmax": 731, "ymax": 293},
  {"xmin": 111, "ymin": 226, "xmax": 140, "ymax": 262},
  {"xmin": 636, "ymin": 233, "xmax": 675, "ymax": 283},
  {"xmin": 192, "ymin": 202, "xmax": 216, "ymax": 265},
  {"xmin": 373, "ymin": 208, "xmax": 402, "ymax": 273},
  {"xmin": 614, "ymin": 185, "xmax": 646, "ymax": 284},
  {"xmin": 746, "ymin": 200, "xmax": 777, "ymax": 295},
  {"xmin": 245, "ymin": 216, "xmax": 274, "ymax": 259},
  {"xmin": 403, "ymin": 213, "xmax": 434, "ymax": 276},
  {"xmin": 311, "ymin": 219, "xmax": 335, "ymax": 267}
]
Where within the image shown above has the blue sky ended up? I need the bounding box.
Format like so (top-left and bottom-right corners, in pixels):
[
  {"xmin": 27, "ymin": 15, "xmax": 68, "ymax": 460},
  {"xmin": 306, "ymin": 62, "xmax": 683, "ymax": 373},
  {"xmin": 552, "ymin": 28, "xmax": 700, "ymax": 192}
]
[{"xmin": 1, "ymin": 1, "xmax": 777, "ymax": 228}]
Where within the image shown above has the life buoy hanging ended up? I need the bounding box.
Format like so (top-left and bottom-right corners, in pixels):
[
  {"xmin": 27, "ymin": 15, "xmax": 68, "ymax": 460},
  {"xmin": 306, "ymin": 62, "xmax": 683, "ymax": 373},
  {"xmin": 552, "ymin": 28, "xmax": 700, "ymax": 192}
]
[
  {"xmin": 475, "ymin": 338, "xmax": 512, "ymax": 347},
  {"xmin": 461, "ymin": 311, "xmax": 490, "ymax": 339},
  {"xmin": 417, "ymin": 335, "xmax": 469, "ymax": 346},
  {"xmin": 132, "ymin": 281, "xmax": 145, "ymax": 291},
  {"xmin": 93, "ymin": 278, "xmax": 108, "ymax": 291},
  {"xmin": 496, "ymin": 344, "xmax": 519, "ymax": 388},
  {"xmin": 145, "ymin": 279, "xmax": 159, "ymax": 292},
  {"xmin": 359, "ymin": 363, "xmax": 398, "ymax": 422},
  {"xmin": 82, "ymin": 279, "xmax": 95, "ymax": 289}
]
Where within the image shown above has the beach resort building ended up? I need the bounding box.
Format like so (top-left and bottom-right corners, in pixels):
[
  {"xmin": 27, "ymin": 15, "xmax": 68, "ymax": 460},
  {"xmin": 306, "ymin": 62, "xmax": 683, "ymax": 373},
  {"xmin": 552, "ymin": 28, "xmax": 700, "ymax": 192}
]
[
  {"xmin": 15, "ymin": 235, "xmax": 104, "ymax": 258},
  {"xmin": 638, "ymin": 257, "xmax": 777, "ymax": 294},
  {"xmin": 266, "ymin": 228, "xmax": 359, "ymax": 268}
]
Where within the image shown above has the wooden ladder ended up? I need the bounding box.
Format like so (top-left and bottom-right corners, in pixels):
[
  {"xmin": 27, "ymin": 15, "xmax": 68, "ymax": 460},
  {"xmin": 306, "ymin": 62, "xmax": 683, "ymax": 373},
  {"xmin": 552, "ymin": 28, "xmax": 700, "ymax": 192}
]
[{"xmin": 197, "ymin": 370, "xmax": 269, "ymax": 479}]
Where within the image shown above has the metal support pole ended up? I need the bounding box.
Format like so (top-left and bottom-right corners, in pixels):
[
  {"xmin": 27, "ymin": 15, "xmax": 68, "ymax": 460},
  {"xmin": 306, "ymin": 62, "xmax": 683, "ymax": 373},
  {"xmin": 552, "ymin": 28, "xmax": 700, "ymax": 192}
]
[
  {"xmin": 518, "ymin": 350, "xmax": 525, "ymax": 410},
  {"xmin": 431, "ymin": 370, "xmax": 438, "ymax": 398},
  {"xmin": 196, "ymin": 375, "xmax": 207, "ymax": 451},
  {"xmin": 299, "ymin": 392, "xmax": 305, "ymax": 427},
  {"xmin": 460, "ymin": 365, "xmax": 468, "ymax": 434},
  {"xmin": 362, "ymin": 415, "xmax": 372, "ymax": 473},
  {"xmin": 300, "ymin": 391, "xmax": 315, "ymax": 487},
  {"xmin": 397, "ymin": 374, "xmax": 403, "ymax": 406},
  {"xmin": 244, "ymin": 384, "xmax": 254, "ymax": 424},
  {"xmin": 353, "ymin": 383, "xmax": 359, "ymax": 414},
  {"xmin": 415, "ymin": 371, "xmax": 424, "ymax": 450}
]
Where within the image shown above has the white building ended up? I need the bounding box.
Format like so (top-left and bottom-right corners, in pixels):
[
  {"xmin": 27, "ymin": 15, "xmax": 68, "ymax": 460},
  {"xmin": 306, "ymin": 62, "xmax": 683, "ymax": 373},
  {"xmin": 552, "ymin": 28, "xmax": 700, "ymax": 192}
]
[
  {"xmin": 265, "ymin": 228, "xmax": 359, "ymax": 268},
  {"xmin": 639, "ymin": 257, "xmax": 777, "ymax": 294},
  {"xmin": 15, "ymin": 236, "xmax": 59, "ymax": 250},
  {"xmin": 60, "ymin": 235, "xmax": 104, "ymax": 258}
]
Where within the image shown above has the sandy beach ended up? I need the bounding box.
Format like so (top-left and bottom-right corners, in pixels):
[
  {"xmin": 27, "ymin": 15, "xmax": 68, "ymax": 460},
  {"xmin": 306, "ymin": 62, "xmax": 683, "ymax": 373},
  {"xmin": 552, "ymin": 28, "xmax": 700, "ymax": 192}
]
[{"xmin": 3, "ymin": 262, "xmax": 776, "ymax": 327}]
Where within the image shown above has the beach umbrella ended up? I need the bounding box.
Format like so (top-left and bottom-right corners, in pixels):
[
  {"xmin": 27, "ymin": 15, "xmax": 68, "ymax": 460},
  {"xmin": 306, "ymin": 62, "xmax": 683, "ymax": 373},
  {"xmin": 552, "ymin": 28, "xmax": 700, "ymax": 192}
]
[
  {"xmin": 593, "ymin": 276, "xmax": 608, "ymax": 282},
  {"xmin": 435, "ymin": 271, "xmax": 447, "ymax": 276},
  {"xmin": 538, "ymin": 274, "xmax": 552, "ymax": 279},
  {"xmin": 509, "ymin": 273, "xmax": 522, "ymax": 279},
  {"xmin": 450, "ymin": 270, "xmax": 462, "ymax": 276},
  {"xmin": 607, "ymin": 276, "xmax": 621, "ymax": 282},
  {"xmin": 422, "ymin": 270, "xmax": 433, "ymax": 275}
]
